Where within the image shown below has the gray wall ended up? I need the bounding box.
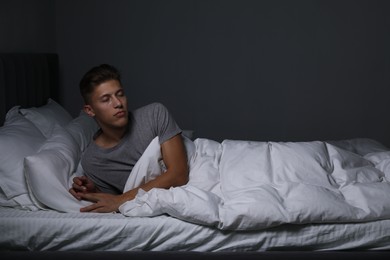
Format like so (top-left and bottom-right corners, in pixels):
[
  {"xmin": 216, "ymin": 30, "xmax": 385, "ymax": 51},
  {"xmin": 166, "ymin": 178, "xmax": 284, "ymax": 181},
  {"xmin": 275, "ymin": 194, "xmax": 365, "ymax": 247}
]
[
  {"xmin": 2, "ymin": 0, "xmax": 390, "ymax": 146},
  {"xmin": 0, "ymin": 0, "xmax": 56, "ymax": 52},
  {"xmin": 56, "ymin": 0, "xmax": 390, "ymax": 145}
]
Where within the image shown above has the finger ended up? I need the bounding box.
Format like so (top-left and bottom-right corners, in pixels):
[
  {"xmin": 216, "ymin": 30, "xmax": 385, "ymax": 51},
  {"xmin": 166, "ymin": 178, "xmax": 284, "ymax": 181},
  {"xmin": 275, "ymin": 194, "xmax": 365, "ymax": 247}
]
[
  {"xmin": 89, "ymin": 205, "xmax": 116, "ymax": 213},
  {"xmin": 69, "ymin": 188, "xmax": 82, "ymax": 200},
  {"xmin": 72, "ymin": 182, "xmax": 87, "ymax": 192},
  {"xmin": 78, "ymin": 192, "xmax": 100, "ymax": 202},
  {"xmin": 80, "ymin": 202, "xmax": 101, "ymax": 212},
  {"xmin": 73, "ymin": 177, "xmax": 83, "ymax": 186},
  {"xmin": 78, "ymin": 176, "xmax": 87, "ymax": 183}
]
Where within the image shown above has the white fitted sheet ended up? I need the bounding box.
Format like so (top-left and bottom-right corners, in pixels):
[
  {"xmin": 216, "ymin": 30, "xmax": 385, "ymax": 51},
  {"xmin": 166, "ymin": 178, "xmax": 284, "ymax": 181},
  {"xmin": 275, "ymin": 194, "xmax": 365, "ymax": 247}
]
[{"xmin": 1, "ymin": 206, "xmax": 390, "ymax": 251}]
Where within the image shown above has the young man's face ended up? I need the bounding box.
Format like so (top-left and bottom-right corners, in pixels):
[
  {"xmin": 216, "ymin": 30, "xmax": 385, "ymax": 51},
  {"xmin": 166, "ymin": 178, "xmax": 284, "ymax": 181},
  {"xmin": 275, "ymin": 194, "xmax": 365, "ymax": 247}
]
[{"xmin": 84, "ymin": 79, "xmax": 128, "ymax": 130}]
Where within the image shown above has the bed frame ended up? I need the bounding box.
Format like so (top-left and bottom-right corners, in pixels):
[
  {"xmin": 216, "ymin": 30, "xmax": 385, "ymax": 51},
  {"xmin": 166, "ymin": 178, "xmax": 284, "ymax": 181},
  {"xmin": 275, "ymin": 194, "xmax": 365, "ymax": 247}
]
[
  {"xmin": 0, "ymin": 53, "xmax": 59, "ymax": 125},
  {"xmin": 0, "ymin": 53, "xmax": 389, "ymax": 259}
]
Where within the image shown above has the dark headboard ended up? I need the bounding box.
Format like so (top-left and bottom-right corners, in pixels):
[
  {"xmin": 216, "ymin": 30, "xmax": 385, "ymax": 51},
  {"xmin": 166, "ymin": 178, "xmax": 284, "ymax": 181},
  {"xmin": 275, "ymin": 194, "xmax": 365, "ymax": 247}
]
[{"xmin": 0, "ymin": 53, "xmax": 59, "ymax": 125}]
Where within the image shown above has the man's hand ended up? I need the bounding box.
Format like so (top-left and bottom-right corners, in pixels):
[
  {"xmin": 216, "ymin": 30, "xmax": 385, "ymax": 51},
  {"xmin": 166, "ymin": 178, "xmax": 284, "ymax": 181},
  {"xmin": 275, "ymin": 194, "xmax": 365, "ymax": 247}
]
[
  {"xmin": 77, "ymin": 192, "xmax": 134, "ymax": 213},
  {"xmin": 69, "ymin": 176, "xmax": 136, "ymax": 213},
  {"xmin": 69, "ymin": 176, "xmax": 98, "ymax": 200}
]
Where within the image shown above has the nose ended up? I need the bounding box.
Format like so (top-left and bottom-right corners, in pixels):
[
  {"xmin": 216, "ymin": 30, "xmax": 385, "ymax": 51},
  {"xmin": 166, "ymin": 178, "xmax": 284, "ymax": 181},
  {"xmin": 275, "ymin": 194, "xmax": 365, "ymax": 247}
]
[{"xmin": 112, "ymin": 96, "xmax": 123, "ymax": 108}]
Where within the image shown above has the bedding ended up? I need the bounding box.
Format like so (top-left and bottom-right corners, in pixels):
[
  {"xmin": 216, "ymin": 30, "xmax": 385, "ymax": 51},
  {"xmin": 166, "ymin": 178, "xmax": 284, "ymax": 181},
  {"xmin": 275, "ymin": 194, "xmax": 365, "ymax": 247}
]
[
  {"xmin": 120, "ymin": 137, "xmax": 390, "ymax": 230},
  {"xmin": 2, "ymin": 100, "xmax": 390, "ymax": 231},
  {"xmin": 1, "ymin": 101, "xmax": 390, "ymax": 252},
  {"xmin": 0, "ymin": 106, "xmax": 46, "ymax": 210},
  {"xmin": 24, "ymin": 109, "xmax": 99, "ymax": 212},
  {"xmin": 0, "ymin": 101, "xmax": 99, "ymax": 212},
  {"xmin": 1, "ymin": 53, "xmax": 390, "ymax": 255},
  {"xmin": 14, "ymin": 114, "xmax": 390, "ymax": 231}
]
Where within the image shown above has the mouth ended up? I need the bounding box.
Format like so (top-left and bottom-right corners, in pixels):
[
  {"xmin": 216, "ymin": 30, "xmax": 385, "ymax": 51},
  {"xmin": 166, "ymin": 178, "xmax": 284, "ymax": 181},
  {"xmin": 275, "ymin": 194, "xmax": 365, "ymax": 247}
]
[{"xmin": 114, "ymin": 111, "xmax": 126, "ymax": 117}]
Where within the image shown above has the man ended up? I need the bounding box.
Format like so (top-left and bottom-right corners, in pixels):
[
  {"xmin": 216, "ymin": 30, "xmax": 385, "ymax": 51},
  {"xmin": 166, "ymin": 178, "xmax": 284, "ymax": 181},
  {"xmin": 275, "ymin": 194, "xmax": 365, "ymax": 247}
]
[{"xmin": 69, "ymin": 64, "xmax": 189, "ymax": 213}]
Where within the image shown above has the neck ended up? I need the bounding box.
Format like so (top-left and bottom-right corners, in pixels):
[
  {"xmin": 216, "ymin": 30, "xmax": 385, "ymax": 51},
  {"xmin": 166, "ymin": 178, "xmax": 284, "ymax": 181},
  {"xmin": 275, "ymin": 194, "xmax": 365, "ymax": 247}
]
[{"xmin": 96, "ymin": 125, "xmax": 128, "ymax": 148}]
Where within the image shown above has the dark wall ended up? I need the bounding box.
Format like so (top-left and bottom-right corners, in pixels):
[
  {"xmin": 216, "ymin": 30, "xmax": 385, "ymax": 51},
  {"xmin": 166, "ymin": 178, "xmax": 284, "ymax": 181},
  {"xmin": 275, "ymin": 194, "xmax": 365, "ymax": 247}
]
[
  {"xmin": 0, "ymin": 0, "xmax": 56, "ymax": 53},
  {"xmin": 57, "ymin": 0, "xmax": 390, "ymax": 145}
]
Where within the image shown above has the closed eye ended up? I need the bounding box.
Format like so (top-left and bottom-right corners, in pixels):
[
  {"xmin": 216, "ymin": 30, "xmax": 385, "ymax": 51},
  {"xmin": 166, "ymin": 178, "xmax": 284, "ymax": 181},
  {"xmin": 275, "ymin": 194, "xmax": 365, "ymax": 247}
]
[
  {"xmin": 116, "ymin": 90, "xmax": 125, "ymax": 97},
  {"xmin": 100, "ymin": 95, "xmax": 110, "ymax": 102}
]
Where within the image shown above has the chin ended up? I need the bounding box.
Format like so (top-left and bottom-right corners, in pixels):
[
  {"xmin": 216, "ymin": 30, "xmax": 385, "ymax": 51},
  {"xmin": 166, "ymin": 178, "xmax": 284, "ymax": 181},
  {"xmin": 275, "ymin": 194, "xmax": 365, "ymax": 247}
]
[{"xmin": 115, "ymin": 118, "xmax": 129, "ymax": 128}]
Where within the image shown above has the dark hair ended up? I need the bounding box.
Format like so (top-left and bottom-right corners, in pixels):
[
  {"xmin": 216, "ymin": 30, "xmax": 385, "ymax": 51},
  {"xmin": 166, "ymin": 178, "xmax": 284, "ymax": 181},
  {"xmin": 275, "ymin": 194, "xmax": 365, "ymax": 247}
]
[{"xmin": 79, "ymin": 64, "xmax": 121, "ymax": 104}]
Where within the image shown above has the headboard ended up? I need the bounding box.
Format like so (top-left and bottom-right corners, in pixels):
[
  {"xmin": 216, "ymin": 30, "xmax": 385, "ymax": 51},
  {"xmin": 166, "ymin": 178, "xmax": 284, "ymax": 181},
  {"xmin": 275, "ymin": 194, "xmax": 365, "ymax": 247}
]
[{"xmin": 0, "ymin": 53, "xmax": 59, "ymax": 125}]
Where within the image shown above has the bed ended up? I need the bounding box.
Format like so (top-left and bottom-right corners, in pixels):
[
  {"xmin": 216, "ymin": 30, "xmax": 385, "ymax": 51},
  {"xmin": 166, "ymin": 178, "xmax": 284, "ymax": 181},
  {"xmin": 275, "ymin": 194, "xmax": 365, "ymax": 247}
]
[{"xmin": 1, "ymin": 53, "xmax": 390, "ymax": 259}]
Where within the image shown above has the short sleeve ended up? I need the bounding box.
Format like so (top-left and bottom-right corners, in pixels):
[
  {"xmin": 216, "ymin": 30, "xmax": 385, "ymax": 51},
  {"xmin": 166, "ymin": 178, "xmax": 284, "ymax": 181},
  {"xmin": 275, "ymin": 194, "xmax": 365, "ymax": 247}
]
[{"xmin": 149, "ymin": 103, "xmax": 182, "ymax": 144}]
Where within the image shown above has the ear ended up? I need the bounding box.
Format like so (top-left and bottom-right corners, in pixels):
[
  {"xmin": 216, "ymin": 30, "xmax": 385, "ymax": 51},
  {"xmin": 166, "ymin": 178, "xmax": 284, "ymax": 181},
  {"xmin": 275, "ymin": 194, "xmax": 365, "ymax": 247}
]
[{"xmin": 83, "ymin": 105, "xmax": 95, "ymax": 117}]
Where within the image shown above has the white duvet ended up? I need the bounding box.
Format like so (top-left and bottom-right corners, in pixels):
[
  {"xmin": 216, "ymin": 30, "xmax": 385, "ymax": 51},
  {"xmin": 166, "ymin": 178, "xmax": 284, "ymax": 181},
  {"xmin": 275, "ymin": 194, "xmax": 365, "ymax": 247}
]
[{"xmin": 119, "ymin": 137, "xmax": 390, "ymax": 231}]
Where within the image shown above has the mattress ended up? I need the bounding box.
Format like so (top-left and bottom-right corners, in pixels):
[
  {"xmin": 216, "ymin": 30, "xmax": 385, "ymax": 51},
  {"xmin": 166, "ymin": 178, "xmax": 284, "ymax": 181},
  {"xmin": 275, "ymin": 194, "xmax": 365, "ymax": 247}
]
[{"xmin": 1, "ymin": 206, "xmax": 390, "ymax": 251}]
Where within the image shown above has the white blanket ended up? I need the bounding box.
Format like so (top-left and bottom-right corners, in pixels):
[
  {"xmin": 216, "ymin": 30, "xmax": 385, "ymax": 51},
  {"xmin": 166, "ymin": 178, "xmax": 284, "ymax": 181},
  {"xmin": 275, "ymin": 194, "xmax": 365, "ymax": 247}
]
[{"xmin": 119, "ymin": 137, "xmax": 390, "ymax": 231}]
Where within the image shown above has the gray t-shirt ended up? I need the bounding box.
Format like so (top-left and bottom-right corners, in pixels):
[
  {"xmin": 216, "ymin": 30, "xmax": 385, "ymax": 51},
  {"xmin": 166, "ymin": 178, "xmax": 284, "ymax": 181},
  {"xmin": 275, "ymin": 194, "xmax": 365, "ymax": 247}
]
[{"xmin": 81, "ymin": 102, "xmax": 182, "ymax": 194}]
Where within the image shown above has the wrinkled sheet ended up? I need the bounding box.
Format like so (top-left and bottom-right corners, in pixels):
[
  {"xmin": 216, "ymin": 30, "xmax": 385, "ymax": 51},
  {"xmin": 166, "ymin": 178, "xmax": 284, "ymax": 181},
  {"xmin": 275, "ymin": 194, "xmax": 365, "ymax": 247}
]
[{"xmin": 119, "ymin": 137, "xmax": 390, "ymax": 231}]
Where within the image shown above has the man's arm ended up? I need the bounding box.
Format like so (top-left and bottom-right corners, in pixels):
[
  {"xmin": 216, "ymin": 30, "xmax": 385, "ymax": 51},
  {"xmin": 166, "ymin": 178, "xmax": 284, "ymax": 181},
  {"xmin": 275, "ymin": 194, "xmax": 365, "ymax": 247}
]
[{"xmin": 78, "ymin": 134, "xmax": 189, "ymax": 213}]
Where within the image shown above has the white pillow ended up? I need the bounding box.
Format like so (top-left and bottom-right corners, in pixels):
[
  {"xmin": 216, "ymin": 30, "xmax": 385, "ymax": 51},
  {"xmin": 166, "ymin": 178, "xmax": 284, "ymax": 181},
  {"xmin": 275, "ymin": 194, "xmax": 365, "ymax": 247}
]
[
  {"xmin": 65, "ymin": 110, "xmax": 99, "ymax": 152},
  {"xmin": 24, "ymin": 126, "xmax": 91, "ymax": 212},
  {"xmin": 20, "ymin": 98, "xmax": 73, "ymax": 138},
  {"xmin": 0, "ymin": 106, "xmax": 45, "ymax": 210}
]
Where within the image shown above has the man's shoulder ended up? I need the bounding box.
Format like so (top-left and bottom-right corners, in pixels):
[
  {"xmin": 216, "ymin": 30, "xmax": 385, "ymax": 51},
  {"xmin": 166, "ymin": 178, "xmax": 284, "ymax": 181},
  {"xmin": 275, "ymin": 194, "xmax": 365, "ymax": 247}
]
[{"xmin": 132, "ymin": 102, "xmax": 168, "ymax": 115}]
